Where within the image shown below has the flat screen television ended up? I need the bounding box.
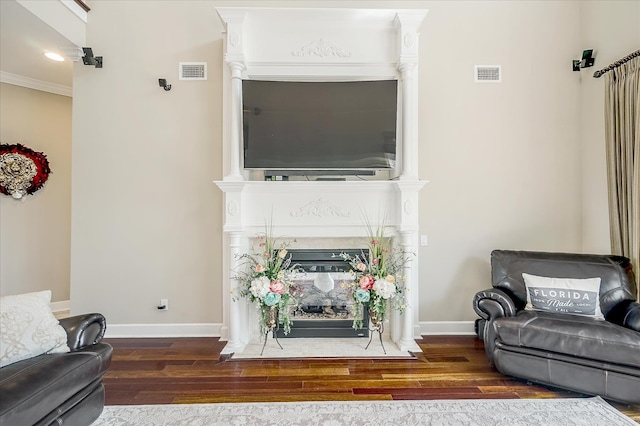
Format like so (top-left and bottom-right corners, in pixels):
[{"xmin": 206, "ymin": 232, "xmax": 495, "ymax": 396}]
[{"xmin": 242, "ymin": 80, "xmax": 398, "ymax": 173}]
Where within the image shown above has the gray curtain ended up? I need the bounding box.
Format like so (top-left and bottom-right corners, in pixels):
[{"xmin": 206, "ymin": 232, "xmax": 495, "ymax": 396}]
[{"xmin": 604, "ymin": 55, "xmax": 640, "ymax": 299}]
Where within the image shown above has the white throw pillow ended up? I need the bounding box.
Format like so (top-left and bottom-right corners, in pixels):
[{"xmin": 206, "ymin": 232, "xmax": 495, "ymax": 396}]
[
  {"xmin": 522, "ymin": 273, "xmax": 604, "ymax": 319},
  {"xmin": 0, "ymin": 290, "xmax": 70, "ymax": 368}
]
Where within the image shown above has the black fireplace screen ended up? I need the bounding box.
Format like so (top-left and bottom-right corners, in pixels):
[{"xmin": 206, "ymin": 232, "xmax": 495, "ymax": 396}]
[{"xmin": 276, "ymin": 249, "xmax": 369, "ymax": 338}]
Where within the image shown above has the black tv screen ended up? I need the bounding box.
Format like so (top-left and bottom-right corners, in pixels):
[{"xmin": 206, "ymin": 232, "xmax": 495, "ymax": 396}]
[{"xmin": 242, "ymin": 80, "xmax": 398, "ymax": 171}]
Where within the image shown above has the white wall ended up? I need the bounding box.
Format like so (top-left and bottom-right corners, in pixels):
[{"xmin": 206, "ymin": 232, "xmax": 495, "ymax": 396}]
[
  {"xmin": 70, "ymin": 1, "xmax": 223, "ymax": 323},
  {"xmin": 68, "ymin": 1, "xmax": 638, "ymax": 329},
  {"xmin": 0, "ymin": 83, "xmax": 72, "ymax": 302},
  {"xmin": 419, "ymin": 0, "xmax": 584, "ymax": 320}
]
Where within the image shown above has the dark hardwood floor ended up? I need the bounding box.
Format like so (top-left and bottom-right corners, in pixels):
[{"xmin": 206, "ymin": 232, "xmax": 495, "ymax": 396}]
[{"xmin": 102, "ymin": 335, "xmax": 640, "ymax": 422}]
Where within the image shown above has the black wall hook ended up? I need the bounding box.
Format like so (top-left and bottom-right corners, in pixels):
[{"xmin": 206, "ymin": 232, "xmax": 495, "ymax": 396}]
[
  {"xmin": 158, "ymin": 79, "xmax": 172, "ymax": 91},
  {"xmin": 573, "ymin": 49, "xmax": 595, "ymax": 71},
  {"xmin": 82, "ymin": 47, "xmax": 102, "ymax": 68}
]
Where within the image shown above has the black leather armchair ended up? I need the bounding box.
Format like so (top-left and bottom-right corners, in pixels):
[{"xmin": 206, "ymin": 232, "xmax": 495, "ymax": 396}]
[
  {"xmin": 0, "ymin": 313, "xmax": 112, "ymax": 426},
  {"xmin": 473, "ymin": 250, "xmax": 640, "ymax": 405}
]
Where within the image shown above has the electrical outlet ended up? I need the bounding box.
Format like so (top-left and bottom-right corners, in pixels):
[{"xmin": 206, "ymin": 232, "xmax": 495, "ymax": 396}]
[{"xmin": 158, "ymin": 299, "xmax": 168, "ymax": 310}]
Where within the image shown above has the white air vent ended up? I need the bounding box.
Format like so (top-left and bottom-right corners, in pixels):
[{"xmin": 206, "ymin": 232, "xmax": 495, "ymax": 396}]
[
  {"xmin": 179, "ymin": 62, "xmax": 207, "ymax": 80},
  {"xmin": 474, "ymin": 65, "xmax": 501, "ymax": 83}
]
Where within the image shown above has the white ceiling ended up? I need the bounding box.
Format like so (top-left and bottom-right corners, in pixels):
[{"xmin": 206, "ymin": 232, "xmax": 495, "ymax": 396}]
[{"xmin": 0, "ymin": 0, "xmax": 74, "ymax": 88}]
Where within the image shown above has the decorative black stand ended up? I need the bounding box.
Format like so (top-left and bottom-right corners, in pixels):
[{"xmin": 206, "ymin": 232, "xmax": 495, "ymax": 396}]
[
  {"xmin": 260, "ymin": 307, "xmax": 283, "ymax": 356},
  {"xmin": 364, "ymin": 310, "xmax": 386, "ymax": 354},
  {"xmin": 260, "ymin": 328, "xmax": 283, "ymax": 356}
]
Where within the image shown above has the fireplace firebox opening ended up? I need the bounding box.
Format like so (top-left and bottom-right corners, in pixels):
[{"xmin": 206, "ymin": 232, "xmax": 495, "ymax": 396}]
[{"xmin": 276, "ymin": 249, "xmax": 370, "ymax": 338}]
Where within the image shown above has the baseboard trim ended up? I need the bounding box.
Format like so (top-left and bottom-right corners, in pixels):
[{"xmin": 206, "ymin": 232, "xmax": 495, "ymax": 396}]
[
  {"xmin": 105, "ymin": 323, "xmax": 222, "ymax": 338},
  {"xmin": 419, "ymin": 321, "xmax": 476, "ymax": 336},
  {"xmin": 102, "ymin": 321, "xmax": 475, "ymax": 338},
  {"xmin": 51, "ymin": 300, "xmax": 70, "ymax": 313}
]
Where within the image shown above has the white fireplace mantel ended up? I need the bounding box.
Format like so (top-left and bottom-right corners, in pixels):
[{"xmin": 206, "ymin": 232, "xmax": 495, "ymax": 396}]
[{"xmin": 214, "ymin": 7, "xmax": 428, "ymax": 354}]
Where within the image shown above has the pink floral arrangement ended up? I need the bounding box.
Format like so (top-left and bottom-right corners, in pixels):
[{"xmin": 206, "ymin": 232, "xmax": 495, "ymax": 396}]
[
  {"xmin": 235, "ymin": 232, "xmax": 298, "ymax": 335},
  {"xmin": 338, "ymin": 224, "xmax": 412, "ymax": 330}
]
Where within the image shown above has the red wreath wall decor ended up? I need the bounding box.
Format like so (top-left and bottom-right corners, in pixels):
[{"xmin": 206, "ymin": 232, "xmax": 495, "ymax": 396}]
[{"xmin": 0, "ymin": 143, "xmax": 52, "ymax": 199}]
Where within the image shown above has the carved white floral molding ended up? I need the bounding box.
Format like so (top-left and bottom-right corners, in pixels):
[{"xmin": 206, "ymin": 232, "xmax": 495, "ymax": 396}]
[
  {"xmin": 227, "ymin": 200, "xmax": 239, "ymax": 216},
  {"xmin": 403, "ymin": 32, "xmax": 416, "ymax": 48},
  {"xmin": 290, "ymin": 198, "xmax": 351, "ymax": 218},
  {"xmin": 403, "ymin": 199, "xmax": 415, "ymax": 215},
  {"xmin": 229, "ymin": 32, "xmax": 241, "ymax": 47},
  {"xmin": 291, "ymin": 39, "xmax": 352, "ymax": 58}
]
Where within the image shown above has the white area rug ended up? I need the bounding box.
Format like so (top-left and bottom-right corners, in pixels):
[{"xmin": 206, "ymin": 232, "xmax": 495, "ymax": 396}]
[
  {"xmin": 229, "ymin": 334, "xmax": 415, "ymax": 359},
  {"xmin": 94, "ymin": 397, "xmax": 636, "ymax": 426}
]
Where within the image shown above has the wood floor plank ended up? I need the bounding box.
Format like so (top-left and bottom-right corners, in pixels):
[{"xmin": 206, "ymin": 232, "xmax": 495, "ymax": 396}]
[
  {"xmin": 240, "ymin": 367, "xmax": 351, "ymax": 377},
  {"xmin": 102, "ymin": 336, "xmax": 640, "ymax": 422},
  {"xmin": 172, "ymin": 394, "xmax": 393, "ymax": 404},
  {"xmin": 303, "ymin": 380, "xmax": 423, "ymax": 391}
]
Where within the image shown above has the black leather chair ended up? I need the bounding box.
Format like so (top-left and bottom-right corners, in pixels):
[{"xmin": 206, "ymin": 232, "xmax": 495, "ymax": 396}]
[
  {"xmin": 473, "ymin": 250, "xmax": 640, "ymax": 404},
  {"xmin": 0, "ymin": 313, "xmax": 112, "ymax": 426}
]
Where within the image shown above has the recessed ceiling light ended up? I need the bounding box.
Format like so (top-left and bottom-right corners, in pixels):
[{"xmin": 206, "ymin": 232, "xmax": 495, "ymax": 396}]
[{"xmin": 44, "ymin": 52, "xmax": 65, "ymax": 62}]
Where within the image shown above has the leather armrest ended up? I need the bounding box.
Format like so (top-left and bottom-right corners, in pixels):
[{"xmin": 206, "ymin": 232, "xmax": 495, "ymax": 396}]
[
  {"xmin": 607, "ymin": 302, "xmax": 640, "ymax": 331},
  {"xmin": 473, "ymin": 288, "xmax": 518, "ymax": 321},
  {"xmin": 472, "ymin": 288, "xmax": 518, "ymax": 365},
  {"xmin": 58, "ymin": 313, "xmax": 107, "ymax": 351},
  {"xmin": 606, "ymin": 300, "xmax": 640, "ymax": 332},
  {"xmin": 622, "ymin": 301, "xmax": 640, "ymax": 332}
]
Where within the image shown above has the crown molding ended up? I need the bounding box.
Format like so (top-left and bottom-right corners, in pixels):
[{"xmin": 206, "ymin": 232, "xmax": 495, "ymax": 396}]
[
  {"xmin": 0, "ymin": 71, "xmax": 72, "ymax": 97},
  {"xmin": 61, "ymin": 46, "xmax": 84, "ymax": 62}
]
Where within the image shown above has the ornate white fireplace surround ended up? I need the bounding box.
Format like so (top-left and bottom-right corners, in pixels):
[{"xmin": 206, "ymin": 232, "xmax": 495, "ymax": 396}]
[{"xmin": 215, "ymin": 8, "xmax": 428, "ymax": 354}]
